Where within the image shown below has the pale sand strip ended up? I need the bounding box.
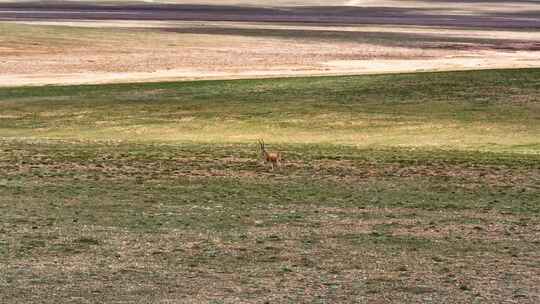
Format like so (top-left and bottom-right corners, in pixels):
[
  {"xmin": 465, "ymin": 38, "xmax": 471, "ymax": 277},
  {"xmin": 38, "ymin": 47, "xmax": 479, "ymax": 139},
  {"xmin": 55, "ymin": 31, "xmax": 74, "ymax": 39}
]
[{"xmin": 2, "ymin": 53, "xmax": 539, "ymax": 87}]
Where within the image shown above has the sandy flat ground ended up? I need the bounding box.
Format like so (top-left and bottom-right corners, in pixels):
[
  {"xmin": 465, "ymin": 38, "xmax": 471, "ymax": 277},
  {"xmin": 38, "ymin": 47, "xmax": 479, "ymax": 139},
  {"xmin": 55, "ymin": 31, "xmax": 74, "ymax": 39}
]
[{"xmin": 0, "ymin": 0, "xmax": 539, "ymax": 86}]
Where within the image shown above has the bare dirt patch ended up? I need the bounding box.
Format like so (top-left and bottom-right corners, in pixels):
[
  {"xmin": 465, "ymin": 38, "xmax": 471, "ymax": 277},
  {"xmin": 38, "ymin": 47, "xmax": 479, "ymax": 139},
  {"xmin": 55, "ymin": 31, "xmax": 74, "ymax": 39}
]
[
  {"xmin": 0, "ymin": 0, "xmax": 539, "ymax": 86},
  {"xmin": 1, "ymin": 21, "xmax": 539, "ymax": 87}
]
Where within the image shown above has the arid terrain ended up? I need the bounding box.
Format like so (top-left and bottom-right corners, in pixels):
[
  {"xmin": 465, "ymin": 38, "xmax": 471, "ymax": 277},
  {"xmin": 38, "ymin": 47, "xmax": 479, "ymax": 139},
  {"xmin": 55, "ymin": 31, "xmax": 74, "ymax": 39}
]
[{"xmin": 1, "ymin": 0, "xmax": 539, "ymax": 86}]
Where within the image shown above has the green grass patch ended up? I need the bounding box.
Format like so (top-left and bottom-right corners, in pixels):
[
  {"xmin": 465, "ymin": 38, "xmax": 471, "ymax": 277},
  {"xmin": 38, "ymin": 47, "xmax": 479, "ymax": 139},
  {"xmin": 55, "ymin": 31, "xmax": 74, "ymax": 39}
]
[
  {"xmin": 1, "ymin": 69, "xmax": 539, "ymax": 152},
  {"xmin": 1, "ymin": 70, "xmax": 539, "ymax": 303}
]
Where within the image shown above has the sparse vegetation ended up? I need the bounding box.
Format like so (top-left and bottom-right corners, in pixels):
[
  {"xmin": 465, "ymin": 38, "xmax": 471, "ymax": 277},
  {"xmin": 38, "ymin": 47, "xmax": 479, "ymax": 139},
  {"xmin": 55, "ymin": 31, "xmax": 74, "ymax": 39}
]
[
  {"xmin": 2, "ymin": 17, "xmax": 540, "ymax": 87},
  {"xmin": 1, "ymin": 70, "xmax": 539, "ymax": 303}
]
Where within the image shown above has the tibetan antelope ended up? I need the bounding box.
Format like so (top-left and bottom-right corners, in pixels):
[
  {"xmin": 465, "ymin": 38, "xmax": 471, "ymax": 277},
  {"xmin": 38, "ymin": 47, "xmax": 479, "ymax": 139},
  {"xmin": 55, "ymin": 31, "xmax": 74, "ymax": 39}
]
[{"xmin": 258, "ymin": 139, "xmax": 282, "ymax": 170}]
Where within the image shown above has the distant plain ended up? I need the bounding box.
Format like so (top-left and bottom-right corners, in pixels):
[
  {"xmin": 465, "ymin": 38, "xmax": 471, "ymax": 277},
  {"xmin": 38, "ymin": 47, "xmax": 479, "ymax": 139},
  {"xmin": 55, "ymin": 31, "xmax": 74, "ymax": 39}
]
[{"xmin": 1, "ymin": 0, "xmax": 539, "ymax": 86}]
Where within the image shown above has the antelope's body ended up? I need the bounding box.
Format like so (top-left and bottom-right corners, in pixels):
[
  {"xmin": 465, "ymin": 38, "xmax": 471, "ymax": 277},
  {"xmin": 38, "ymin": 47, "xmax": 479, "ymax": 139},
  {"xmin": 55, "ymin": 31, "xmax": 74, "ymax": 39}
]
[{"xmin": 258, "ymin": 139, "xmax": 282, "ymax": 170}]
